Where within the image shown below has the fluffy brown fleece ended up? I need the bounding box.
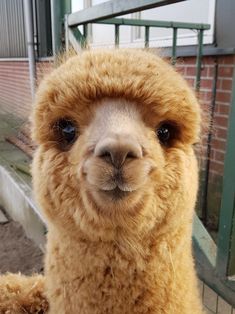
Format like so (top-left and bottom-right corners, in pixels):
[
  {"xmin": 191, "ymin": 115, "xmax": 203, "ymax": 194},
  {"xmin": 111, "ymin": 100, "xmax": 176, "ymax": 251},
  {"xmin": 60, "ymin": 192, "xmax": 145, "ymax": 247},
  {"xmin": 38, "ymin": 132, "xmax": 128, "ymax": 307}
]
[
  {"xmin": 0, "ymin": 274, "xmax": 47, "ymax": 313},
  {"xmin": 0, "ymin": 49, "xmax": 204, "ymax": 313}
]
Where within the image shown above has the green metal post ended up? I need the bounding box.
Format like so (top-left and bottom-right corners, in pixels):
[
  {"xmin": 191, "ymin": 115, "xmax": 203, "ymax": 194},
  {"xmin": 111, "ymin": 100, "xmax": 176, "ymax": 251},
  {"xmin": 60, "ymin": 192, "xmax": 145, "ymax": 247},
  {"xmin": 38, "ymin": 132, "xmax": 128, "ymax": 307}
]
[
  {"xmin": 217, "ymin": 67, "xmax": 235, "ymax": 277},
  {"xmin": 61, "ymin": 0, "xmax": 71, "ymax": 18},
  {"xmin": 68, "ymin": 0, "xmax": 187, "ymax": 27},
  {"xmin": 115, "ymin": 24, "xmax": 120, "ymax": 47},
  {"xmin": 171, "ymin": 27, "xmax": 177, "ymax": 65},
  {"xmin": 50, "ymin": 0, "xmax": 71, "ymax": 54},
  {"xmin": 81, "ymin": 24, "xmax": 88, "ymax": 48},
  {"xmin": 97, "ymin": 18, "xmax": 210, "ymax": 31},
  {"xmin": 145, "ymin": 26, "xmax": 150, "ymax": 48},
  {"xmin": 195, "ymin": 29, "xmax": 204, "ymax": 91},
  {"xmin": 83, "ymin": 23, "xmax": 88, "ymax": 39}
]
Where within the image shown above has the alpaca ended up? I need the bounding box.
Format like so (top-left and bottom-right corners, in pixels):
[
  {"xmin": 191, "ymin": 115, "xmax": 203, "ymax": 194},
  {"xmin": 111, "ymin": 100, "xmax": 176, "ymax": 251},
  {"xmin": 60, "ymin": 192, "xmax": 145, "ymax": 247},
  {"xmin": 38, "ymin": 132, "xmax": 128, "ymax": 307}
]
[{"xmin": 0, "ymin": 49, "xmax": 204, "ymax": 314}]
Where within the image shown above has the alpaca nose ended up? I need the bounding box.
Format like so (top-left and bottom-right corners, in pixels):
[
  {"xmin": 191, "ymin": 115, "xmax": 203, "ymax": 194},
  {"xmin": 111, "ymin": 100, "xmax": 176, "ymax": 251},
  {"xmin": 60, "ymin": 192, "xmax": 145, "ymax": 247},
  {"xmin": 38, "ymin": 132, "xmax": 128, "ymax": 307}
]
[{"xmin": 95, "ymin": 136, "xmax": 143, "ymax": 168}]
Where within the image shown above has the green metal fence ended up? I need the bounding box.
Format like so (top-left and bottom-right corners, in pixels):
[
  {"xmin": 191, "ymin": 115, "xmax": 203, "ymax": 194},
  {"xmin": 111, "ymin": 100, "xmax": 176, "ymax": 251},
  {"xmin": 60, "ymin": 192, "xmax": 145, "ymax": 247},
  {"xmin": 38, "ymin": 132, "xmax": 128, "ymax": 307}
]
[{"xmin": 53, "ymin": 0, "xmax": 235, "ymax": 311}]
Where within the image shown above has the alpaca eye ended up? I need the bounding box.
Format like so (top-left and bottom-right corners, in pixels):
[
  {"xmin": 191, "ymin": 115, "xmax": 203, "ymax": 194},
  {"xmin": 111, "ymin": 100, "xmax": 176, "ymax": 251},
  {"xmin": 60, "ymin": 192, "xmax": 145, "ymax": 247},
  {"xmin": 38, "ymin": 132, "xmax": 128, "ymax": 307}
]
[
  {"xmin": 54, "ymin": 118, "xmax": 78, "ymax": 148},
  {"xmin": 157, "ymin": 124, "xmax": 171, "ymax": 144}
]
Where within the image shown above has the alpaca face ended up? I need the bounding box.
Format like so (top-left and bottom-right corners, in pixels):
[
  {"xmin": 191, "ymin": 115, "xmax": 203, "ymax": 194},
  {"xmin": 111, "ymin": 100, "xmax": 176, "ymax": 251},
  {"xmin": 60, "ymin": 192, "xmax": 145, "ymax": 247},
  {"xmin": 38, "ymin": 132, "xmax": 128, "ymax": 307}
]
[
  {"xmin": 73, "ymin": 99, "xmax": 157, "ymax": 211},
  {"xmin": 32, "ymin": 50, "xmax": 200, "ymax": 238}
]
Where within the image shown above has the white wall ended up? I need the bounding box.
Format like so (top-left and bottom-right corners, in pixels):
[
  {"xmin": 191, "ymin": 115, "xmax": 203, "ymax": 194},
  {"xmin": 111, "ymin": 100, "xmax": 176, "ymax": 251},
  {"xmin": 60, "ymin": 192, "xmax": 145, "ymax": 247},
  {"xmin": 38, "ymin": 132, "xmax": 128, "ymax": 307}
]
[{"xmin": 72, "ymin": 0, "xmax": 216, "ymax": 48}]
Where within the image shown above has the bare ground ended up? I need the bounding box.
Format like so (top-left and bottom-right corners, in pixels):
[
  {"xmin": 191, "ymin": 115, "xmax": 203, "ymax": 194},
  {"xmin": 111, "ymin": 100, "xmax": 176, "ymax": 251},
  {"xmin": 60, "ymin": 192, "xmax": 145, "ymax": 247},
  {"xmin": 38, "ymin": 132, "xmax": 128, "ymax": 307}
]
[{"xmin": 0, "ymin": 215, "xmax": 44, "ymax": 275}]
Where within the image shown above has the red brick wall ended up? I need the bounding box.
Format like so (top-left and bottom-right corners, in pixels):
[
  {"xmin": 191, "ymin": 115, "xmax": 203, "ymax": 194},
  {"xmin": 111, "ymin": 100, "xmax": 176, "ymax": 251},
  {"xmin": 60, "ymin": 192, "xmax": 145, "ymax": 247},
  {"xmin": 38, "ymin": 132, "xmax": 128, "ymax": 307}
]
[
  {"xmin": 0, "ymin": 55, "xmax": 234, "ymax": 179},
  {"xmin": 0, "ymin": 61, "xmax": 31, "ymax": 118},
  {"xmin": 0, "ymin": 60, "xmax": 52, "ymax": 118},
  {"xmin": 176, "ymin": 55, "xmax": 234, "ymax": 177}
]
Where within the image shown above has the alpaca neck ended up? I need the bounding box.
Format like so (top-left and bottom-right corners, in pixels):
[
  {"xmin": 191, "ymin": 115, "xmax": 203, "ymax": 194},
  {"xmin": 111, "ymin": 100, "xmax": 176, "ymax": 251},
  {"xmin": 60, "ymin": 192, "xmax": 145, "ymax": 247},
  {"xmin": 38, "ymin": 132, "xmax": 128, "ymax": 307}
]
[{"xmin": 45, "ymin": 223, "xmax": 202, "ymax": 314}]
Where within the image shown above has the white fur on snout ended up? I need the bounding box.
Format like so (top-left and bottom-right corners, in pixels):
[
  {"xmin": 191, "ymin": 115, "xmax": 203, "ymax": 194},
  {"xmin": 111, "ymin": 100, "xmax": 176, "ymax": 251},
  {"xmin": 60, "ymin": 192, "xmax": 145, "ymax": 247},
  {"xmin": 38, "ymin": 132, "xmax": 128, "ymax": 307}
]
[{"xmin": 83, "ymin": 158, "xmax": 117, "ymax": 191}]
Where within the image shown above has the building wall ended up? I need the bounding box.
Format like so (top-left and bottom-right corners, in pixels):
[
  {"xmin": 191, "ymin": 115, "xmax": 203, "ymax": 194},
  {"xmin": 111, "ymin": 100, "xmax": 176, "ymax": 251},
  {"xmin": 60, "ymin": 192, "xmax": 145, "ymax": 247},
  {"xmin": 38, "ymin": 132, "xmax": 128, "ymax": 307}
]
[
  {"xmin": 0, "ymin": 60, "xmax": 52, "ymax": 118},
  {"xmin": 176, "ymin": 55, "xmax": 234, "ymax": 229}
]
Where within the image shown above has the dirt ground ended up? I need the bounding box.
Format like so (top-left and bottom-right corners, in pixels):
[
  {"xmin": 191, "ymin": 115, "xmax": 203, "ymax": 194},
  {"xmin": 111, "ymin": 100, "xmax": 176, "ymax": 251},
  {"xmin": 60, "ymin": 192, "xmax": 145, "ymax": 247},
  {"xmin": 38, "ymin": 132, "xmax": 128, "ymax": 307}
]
[{"xmin": 0, "ymin": 216, "xmax": 44, "ymax": 275}]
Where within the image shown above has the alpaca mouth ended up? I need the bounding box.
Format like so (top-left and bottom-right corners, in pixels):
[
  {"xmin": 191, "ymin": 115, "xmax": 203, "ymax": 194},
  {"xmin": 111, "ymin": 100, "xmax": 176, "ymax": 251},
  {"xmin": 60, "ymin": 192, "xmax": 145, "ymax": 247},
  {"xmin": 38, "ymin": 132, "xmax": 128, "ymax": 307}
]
[{"xmin": 100, "ymin": 187, "xmax": 132, "ymax": 200}]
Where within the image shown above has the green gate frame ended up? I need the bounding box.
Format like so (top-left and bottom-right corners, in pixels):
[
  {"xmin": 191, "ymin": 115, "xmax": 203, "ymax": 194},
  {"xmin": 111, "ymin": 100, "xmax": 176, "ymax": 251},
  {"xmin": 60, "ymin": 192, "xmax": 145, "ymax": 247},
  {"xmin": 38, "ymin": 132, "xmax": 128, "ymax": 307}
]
[{"xmin": 54, "ymin": 0, "xmax": 235, "ymax": 307}]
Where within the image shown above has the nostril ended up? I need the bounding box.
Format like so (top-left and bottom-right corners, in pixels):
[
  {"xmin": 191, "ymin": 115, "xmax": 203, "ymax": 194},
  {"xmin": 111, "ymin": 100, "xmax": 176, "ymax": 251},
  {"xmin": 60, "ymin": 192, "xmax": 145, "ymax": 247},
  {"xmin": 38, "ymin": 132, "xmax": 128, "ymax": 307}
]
[
  {"xmin": 95, "ymin": 137, "xmax": 143, "ymax": 168},
  {"xmin": 99, "ymin": 149, "xmax": 139, "ymax": 168},
  {"xmin": 100, "ymin": 150, "xmax": 111, "ymax": 158},
  {"xmin": 126, "ymin": 151, "xmax": 137, "ymax": 159},
  {"xmin": 99, "ymin": 149, "xmax": 113, "ymax": 163}
]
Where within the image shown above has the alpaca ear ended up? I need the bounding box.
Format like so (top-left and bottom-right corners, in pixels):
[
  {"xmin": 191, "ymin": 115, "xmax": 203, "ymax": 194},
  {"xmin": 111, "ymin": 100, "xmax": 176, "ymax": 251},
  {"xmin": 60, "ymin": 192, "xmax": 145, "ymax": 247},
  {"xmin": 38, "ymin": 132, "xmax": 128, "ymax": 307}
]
[{"xmin": 0, "ymin": 273, "xmax": 48, "ymax": 313}]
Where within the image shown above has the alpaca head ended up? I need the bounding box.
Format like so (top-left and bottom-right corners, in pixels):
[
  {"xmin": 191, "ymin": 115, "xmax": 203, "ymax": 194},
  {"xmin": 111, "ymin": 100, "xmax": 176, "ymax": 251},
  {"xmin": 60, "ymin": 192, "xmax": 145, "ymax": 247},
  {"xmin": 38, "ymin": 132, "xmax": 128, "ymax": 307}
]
[{"xmin": 32, "ymin": 49, "xmax": 201, "ymax": 242}]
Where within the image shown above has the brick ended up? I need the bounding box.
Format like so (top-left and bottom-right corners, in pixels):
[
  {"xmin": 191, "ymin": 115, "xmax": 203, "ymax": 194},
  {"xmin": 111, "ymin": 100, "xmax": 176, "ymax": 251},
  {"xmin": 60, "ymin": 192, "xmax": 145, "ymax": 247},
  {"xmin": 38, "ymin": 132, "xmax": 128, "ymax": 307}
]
[
  {"xmin": 221, "ymin": 79, "xmax": 232, "ymax": 90},
  {"xmin": 216, "ymin": 79, "xmax": 222, "ymax": 89},
  {"xmin": 214, "ymin": 115, "xmax": 228, "ymax": 128},
  {"xmin": 200, "ymin": 78, "xmax": 213, "ymax": 90},
  {"xmin": 218, "ymin": 66, "xmax": 234, "ymax": 78},
  {"xmin": 186, "ymin": 66, "xmax": 196, "ymax": 76},
  {"xmin": 220, "ymin": 55, "xmax": 235, "ymax": 65},
  {"xmin": 211, "ymin": 138, "xmax": 227, "ymax": 151},
  {"xmin": 207, "ymin": 67, "xmax": 214, "ymax": 78},
  {"xmin": 214, "ymin": 150, "xmax": 225, "ymax": 163},
  {"xmin": 215, "ymin": 127, "xmax": 228, "ymax": 140},
  {"xmin": 210, "ymin": 160, "xmax": 224, "ymax": 175},
  {"xmin": 199, "ymin": 91, "xmax": 213, "ymax": 102},
  {"xmin": 216, "ymin": 91, "xmax": 231, "ymax": 103},
  {"xmin": 218, "ymin": 104, "xmax": 230, "ymax": 115}
]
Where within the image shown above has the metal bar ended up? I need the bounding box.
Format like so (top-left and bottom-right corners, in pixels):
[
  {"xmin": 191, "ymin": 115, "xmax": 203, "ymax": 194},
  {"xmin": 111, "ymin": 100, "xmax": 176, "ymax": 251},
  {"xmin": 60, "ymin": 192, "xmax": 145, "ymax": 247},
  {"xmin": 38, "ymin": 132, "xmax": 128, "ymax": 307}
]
[
  {"xmin": 23, "ymin": 0, "xmax": 36, "ymax": 99},
  {"xmin": 68, "ymin": 0, "xmax": 186, "ymax": 27},
  {"xmin": 193, "ymin": 215, "xmax": 217, "ymax": 269},
  {"xmin": 115, "ymin": 24, "xmax": 120, "ymax": 47},
  {"xmin": 83, "ymin": 23, "xmax": 88, "ymax": 39},
  {"xmin": 195, "ymin": 29, "xmax": 204, "ymax": 91},
  {"xmin": 97, "ymin": 17, "xmax": 210, "ymax": 30},
  {"xmin": 193, "ymin": 215, "xmax": 235, "ymax": 307},
  {"xmin": 50, "ymin": 0, "xmax": 71, "ymax": 54},
  {"xmin": 64, "ymin": 14, "xmax": 69, "ymax": 51},
  {"xmin": 201, "ymin": 61, "xmax": 218, "ymax": 226},
  {"xmin": 145, "ymin": 26, "xmax": 150, "ymax": 48},
  {"xmin": 50, "ymin": 0, "xmax": 60, "ymax": 54},
  {"xmin": 217, "ymin": 67, "xmax": 235, "ymax": 277},
  {"xmin": 68, "ymin": 28, "xmax": 84, "ymax": 52},
  {"xmin": 171, "ymin": 27, "xmax": 177, "ymax": 65}
]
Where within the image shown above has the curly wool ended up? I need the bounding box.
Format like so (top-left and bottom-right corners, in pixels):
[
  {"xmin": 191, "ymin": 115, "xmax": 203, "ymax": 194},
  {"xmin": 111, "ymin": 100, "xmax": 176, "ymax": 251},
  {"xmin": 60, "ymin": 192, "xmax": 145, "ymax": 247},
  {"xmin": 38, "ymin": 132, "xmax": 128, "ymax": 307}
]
[{"xmin": 0, "ymin": 273, "xmax": 48, "ymax": 314}]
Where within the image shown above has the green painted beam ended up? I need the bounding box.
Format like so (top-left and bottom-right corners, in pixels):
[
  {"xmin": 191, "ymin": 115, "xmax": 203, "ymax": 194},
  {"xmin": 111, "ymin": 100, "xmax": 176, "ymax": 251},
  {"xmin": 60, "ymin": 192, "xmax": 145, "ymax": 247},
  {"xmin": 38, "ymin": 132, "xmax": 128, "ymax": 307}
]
[
  {"xmin": 97, "ymin": 17, "xmax": 210, "ymax": 30},
  {"xmin": 193, "ymin": 215, "xmax": 235, "ymax": 307},
  {"xmin": 83, "ymin": 24, "xmax": 88, "ymax": 39},
  {"xmin": 193, "ymin": 215, "xmax": 217, "ymax": 268},
  {"xmin": 51, "ymin": 0, "xmax": 71, "ymax": 54},
  {"xmin": 217, "ymin": 67, "xmax": 235, "ymax": 277},
  {"xmin": 115, "ymin": 24, "xmax": 120, "ymax": 47},
  {"xmin": 195, "ymin": 30, "xmax": 204, "ymax": 91},
  {"xmin": 171, "ymin": 27, "xmax": 177, "ymax": 65},
  {"xmin": 68, "ymin": 0, "xmax": 186, "ymax": 27},
  {"xmin": 145, "ymin": 26, "xmax": 150, "ymax": 48}
]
